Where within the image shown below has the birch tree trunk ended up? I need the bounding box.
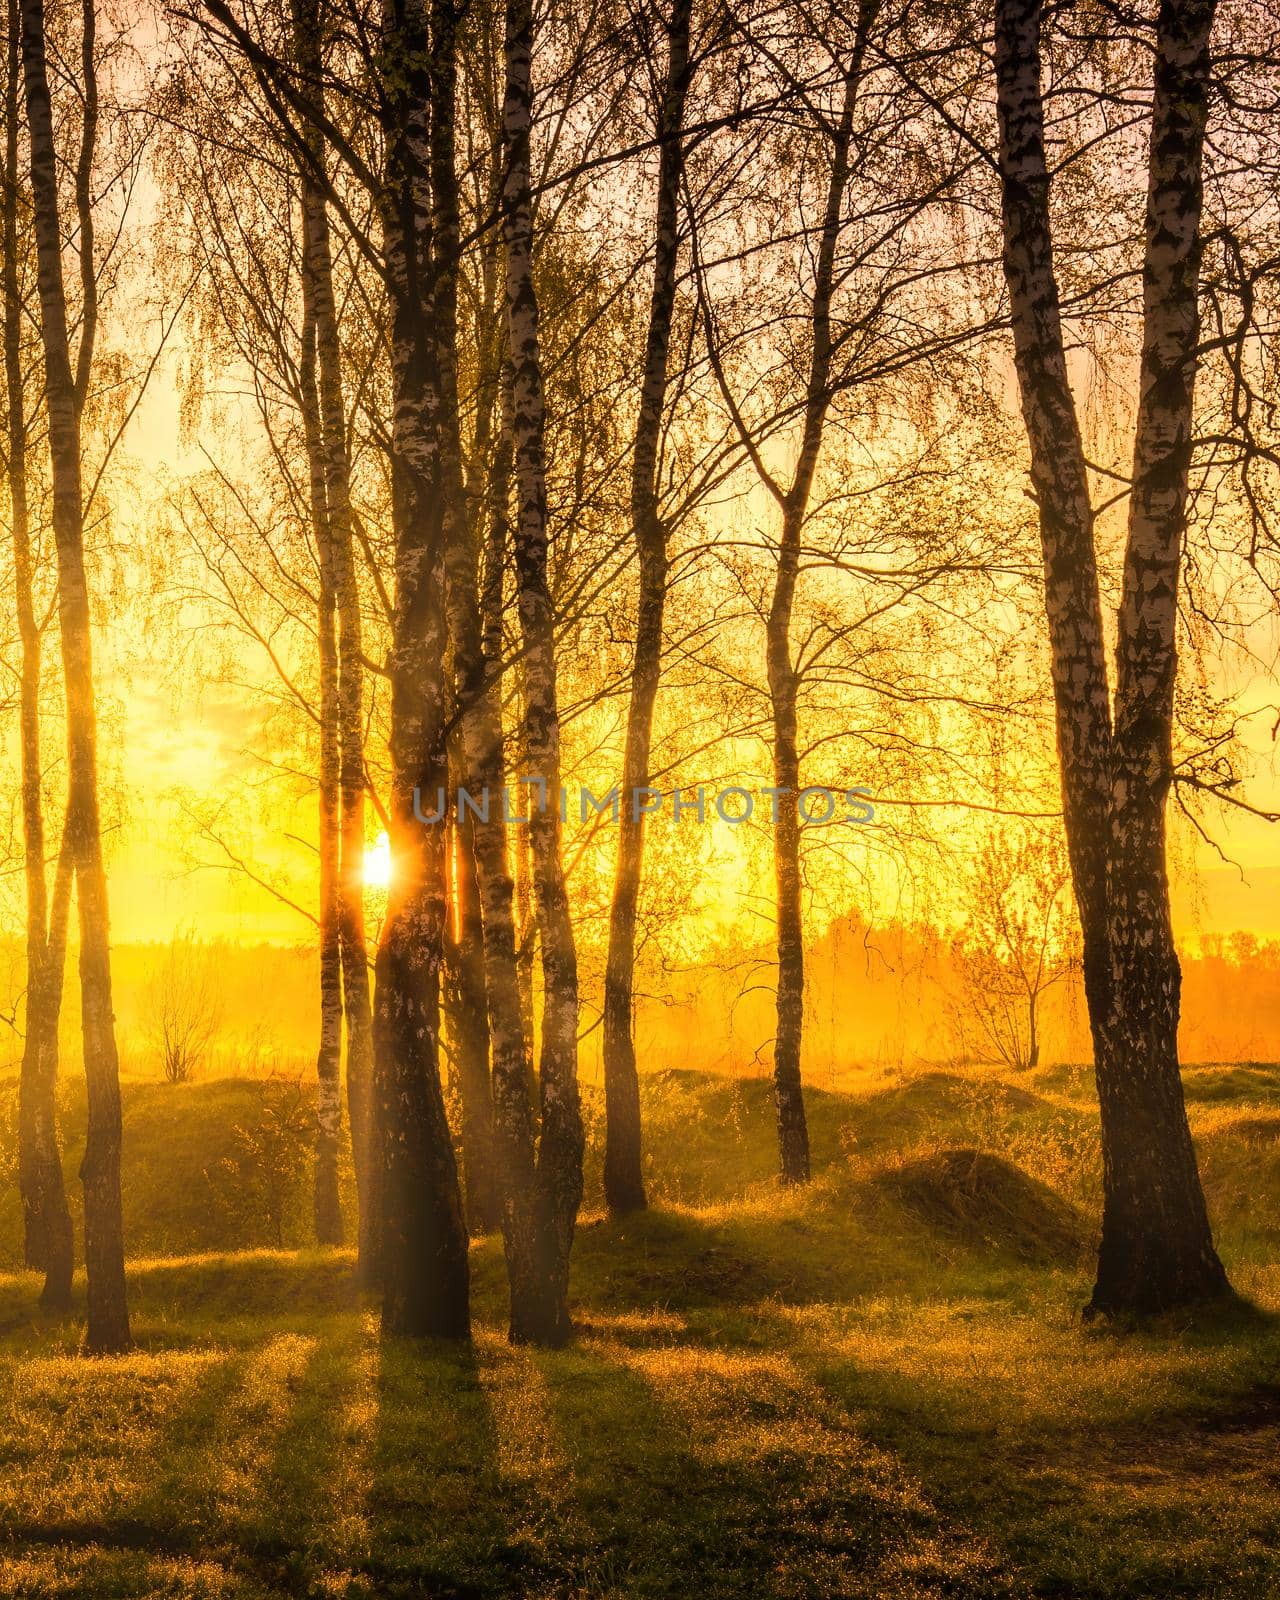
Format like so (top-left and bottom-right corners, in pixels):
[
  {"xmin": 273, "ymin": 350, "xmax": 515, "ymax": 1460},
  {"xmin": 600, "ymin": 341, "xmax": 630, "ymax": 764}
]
[
  {"xmin": 513, "ymin": 772, "xmax": 537, "ymax": 1066},
  {"xmin": 502, "ymin": 0, "xmax": 584, "ymax": 1344},
  {"xmin": 20, "ymin": 0, "xmax": 129, "ymax": 1352},
  {"xmin": 425, "ymin": 0, "xmax": 508, "ymax": 1249},
  {"xmin": 447, "ymin": 806, "xmax": 502, "ymax": 1235},
  {"xmin": 480, "ymin": 360, "xmax": 537, "ymax": 1089},
  {"xmin": 601, "ymin": 0, "xmax": 693, "ymax": 1216},
  {"xmin": 765, "ymin": 21, "xmax": 869, "ymax": 1185},
  {"xmin": 308, "ymin": 52, "xmax": 376, "ymax": 1284},
  {"xmin": 767, "ymin": 495, "xmax": 810, "ymax": 1184},
  {"xmin": 373, "ymin": 0, "xmax": 470, "ymax": 1340},
  {"xmin": 293, "ymin": 0, "xmax": 375, "ymax": 1270},
  {"xmin": 480, "ymin": 359, "xmax": 513, "ymax": 674},
  {"xmin": 1096, "ymin": 0, "xmax": 1228, "ymax": 1314},
  {"xmin": 992, "ymin": 0, "xmax": 1113, "ymax": 1026},
  {"xmin": 4, "ymin": 0, "xmax": 73, "ymax": 1307},
  {"xmin": 478, "ymin": 353, "xmax": 557, "ymax": 1292},
  {"xmin": 299, "ymin": 266, "xmax": 344, "ymax": 1248},
  {"xmin": 426, "ymin": 0, "xmax": 562, "ymax": 1339},
  {"xmin": 993, "ymin": 0, "xmax": 1228, "ymax": 1315}
]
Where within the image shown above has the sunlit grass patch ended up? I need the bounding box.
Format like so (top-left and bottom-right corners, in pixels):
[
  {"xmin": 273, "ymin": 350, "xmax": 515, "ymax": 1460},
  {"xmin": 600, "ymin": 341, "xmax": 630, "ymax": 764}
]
[
  {"xmin": 0, "ymin": 1347, "xmax": 229, "ymax": 1528},
  {"xmin": 0, "ymin": 1062, "xmax": 1278, "ymax": 1595},
  {"xmin": 0, "ymin": 1548, "xmax": 270, "ymax": 1598}
]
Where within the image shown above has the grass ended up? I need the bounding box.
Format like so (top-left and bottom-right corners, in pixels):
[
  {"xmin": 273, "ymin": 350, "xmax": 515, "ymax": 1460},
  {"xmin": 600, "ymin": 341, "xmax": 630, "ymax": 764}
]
[{"xmin": 0, "ymin": 1058, "xmax": 1277, "ymax": 1595}]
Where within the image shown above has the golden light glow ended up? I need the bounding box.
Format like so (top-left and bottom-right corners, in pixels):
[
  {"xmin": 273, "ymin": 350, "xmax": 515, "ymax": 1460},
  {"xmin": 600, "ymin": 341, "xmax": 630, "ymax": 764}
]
[{"xmin": 364, "ymin": 831, "xmax": 392, "ymax": 890}]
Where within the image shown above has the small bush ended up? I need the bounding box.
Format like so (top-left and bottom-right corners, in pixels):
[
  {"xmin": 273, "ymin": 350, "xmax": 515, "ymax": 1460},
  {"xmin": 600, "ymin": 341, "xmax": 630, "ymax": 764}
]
[
  {"xmin": 203, "ymin": 1077, "xmax": 311, "ymax": 1248},
  {"xmin": 144, "ymin": 931, "xmax": 223, "ymax": 1084}
]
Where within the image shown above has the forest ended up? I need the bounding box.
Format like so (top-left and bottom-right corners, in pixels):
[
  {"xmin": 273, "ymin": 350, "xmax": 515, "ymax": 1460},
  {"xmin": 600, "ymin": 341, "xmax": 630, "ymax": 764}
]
[{"xmin": 0, "ymin": 0, "xmax": 1279, "ymax": 1591}]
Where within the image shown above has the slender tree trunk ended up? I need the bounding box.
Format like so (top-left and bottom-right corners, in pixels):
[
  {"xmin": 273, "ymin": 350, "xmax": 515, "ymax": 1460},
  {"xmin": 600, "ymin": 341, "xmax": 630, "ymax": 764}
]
[
  {"xmin": 293, "ymin": 0, "xmax": 375, "ymax": 1263},
  {"xmin": 766, "ymin": 503, "xmax": 810, "ymax": 1184},
  {"xmin": 762, "ymin": 21, "xmax": 869, "ymax": 1184},
  {"xmin": 432, "ymin": 0, "xmax": 561, "ymax": 1336},
  {"xmin": 602, "ymin": 0, "xmax": 693, "ymax": 1216},
  {"xmin": 24, "ymin": 844, "xmax": 76, "ymax": 1311},
  {"xmin": 502, "ymin": 0, "xmax": 584, "ymax": 1345},
  {"xmin": 1093, "ymin": 0, "xmax": 1227, "ymax": 1314},
  {"xmin": 299, "ymin": 257, "xmax": 344, "ymax": 1248},
  {"xmin": 339, "ymin": 789, "xmax": 377, "ymax": 1278},
  {"xmin": 373, "ymin": 0, "xmax": 470, "ymax": 1341},
  {"xmin": 307, "ymin": 57, "xmax": 376, "ymax": 1281},
  {"xmin": 27, "ymin": 830, "xmax": 75, "ymax": 1301},
  {"xmin": 429, "ymin": 0, "xmax": 501, "ymax": 1249},
  {"xmin": 513, "ymin": 787, "xmax": 537, "ymax": 1065},
  {"xmin": 374, "ymin": 492, "xmax": 471, "ymax": 1339},
  {"xmin": 450, "ymin": 808, "xmax": 502, "ymax": 1235},
  {"xmin": 21, "ymin": 0, "xmax": 130, "ymax": 1353},
  {"xmin": 992, "ymin": 0, "xmax": 1113, "ymax": 1025},
  {"xmin": 479, "ymin": 358, "xmax": 513, "ymax": 674},
  {"xmin": 478, "ymin": 351, "xmax": 565, "ymax": 1333},
  {"xmin": 3, "ymin": 2, "xmax": 72, "ymax": 1305},
  {"xmin": 993, "ymin": 0, "xmax": 1227, "ymax": 1315}
]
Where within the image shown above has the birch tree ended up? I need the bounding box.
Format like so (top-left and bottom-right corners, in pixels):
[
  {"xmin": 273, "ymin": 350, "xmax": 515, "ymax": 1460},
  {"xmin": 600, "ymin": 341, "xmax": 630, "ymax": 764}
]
[
  {"xmin": 993, "ymin": 0, "xmax": 1229, "ymax": 1314},
  {"xmin": 20, "ymin": 0, "xmax": 130, "ymax": 1351},
  {"xmin": 293, "ymin": 0, "xmax": 376, "ymax": 1262},
  {"xmin": 420, "ymin": 0, "xmax": 561, "ymax": 1339},
  {"xmin": 2, "ymin": 0, "xmax": 73, "ymax": 1310},
  {"xmin": 501, "ymin": 0, "xmax": 584, "ymax": 1343},
  {"xmin": 697, "ymin": 0, "xmax": 921, "ymax": 1184},
  {"xmin": 371, "ymin": 0, "xmax": 471, "ymax": 1339},
  {"xmin": 601, "ymin": 0, "xmax": 695, "ymax": 1216},
  {"xmin": 159, "ymin": 0, "xmax": 390, "ymax": 1268},
  {"xmin": 298, "ymin": 211, "xmax": 345, "ymax": 1245}
]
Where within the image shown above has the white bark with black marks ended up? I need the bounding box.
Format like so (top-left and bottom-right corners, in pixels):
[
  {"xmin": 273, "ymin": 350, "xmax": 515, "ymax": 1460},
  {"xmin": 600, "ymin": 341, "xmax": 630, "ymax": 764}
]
[
  {"xmin": 298, "ymin": 235, "xmax": 345, "ymax": 1249},
  {"xmin": 502, "ymin": 0, "xmax": 584, "ymax": 1346},
  {"xmin": 993, "ymin": 0, "xmax": 1228, "ymax": 1315},
  {"xmin": 372, "ymin": 0, "xmax": 471, "ymax": 1341},
  {"xmin": 20, "ymin": 0, "xmax": 130, "ymax": 1352},
  {"xmin": 3, "ymin": 0, "xmax": 72, "ymax": 1308},
  {"xmin": 426, "ymin": 0, "xmax": 558, "ymax": 1334},
  {"xmin": 292, "ymin": 0, "xmax": 376, "ymax": 1269}
]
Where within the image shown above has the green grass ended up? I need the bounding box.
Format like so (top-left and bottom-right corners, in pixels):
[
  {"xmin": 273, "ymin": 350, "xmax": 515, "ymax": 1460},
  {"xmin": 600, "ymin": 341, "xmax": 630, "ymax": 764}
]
[
  {"xmin": 0, "ymin": 1077, "xmax": 333, "ymax": 1266},
  {"xmin": 0, "ymin": 1059, "xmax": 1278, "ymax": 1596}
]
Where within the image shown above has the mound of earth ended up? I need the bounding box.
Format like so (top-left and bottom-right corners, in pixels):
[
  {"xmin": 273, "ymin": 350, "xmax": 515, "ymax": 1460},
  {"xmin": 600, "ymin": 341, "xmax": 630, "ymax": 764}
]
[
  {"xmin": 1181, "ymin": 1065, "xmax": 1280, "ymax": 1104},
  {"xmin": 875, "ymin": 1147, "xmax": 1090, "ymax": 1265},
  {"xmin": 851, "ymin": 1072, "xmax": 1050, "ymax": 1152},
  {"xmin": 582, "ymin": 1211, "xmax": 772, "ymax": 1309}
]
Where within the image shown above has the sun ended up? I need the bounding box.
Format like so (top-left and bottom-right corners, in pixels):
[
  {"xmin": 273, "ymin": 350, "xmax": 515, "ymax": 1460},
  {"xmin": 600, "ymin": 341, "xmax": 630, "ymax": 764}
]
[{"xmin": 364, "ymin": 830, "xmax": 392, "ymax": 889}]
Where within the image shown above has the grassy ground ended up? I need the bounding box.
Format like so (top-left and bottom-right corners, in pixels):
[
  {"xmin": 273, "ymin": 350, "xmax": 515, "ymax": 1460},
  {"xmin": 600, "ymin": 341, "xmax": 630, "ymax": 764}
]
[{"xmin": 0, "ymin": 1059, "xmax": 1278, "ymax": 1597}]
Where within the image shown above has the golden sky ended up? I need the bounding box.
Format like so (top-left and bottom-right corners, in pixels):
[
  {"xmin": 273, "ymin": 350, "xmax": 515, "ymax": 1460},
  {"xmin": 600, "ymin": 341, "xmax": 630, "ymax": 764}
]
[{"xmin": 33, "ymin": 329, "xmax": 1280, "ymax": 953}]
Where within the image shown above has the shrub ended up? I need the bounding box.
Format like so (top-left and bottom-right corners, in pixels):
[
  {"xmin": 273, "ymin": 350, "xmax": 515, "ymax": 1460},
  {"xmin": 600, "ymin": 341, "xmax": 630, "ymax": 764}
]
[{"xmin": 203, "ymin": 1077, "xmax": 311, "ymax": 1248}]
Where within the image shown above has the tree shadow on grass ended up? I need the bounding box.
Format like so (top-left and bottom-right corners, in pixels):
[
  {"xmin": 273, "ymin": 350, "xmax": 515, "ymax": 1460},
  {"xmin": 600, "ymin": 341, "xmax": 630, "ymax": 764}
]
[
  {"xmin": 0, "ymin": 1250, "xmax": 361, "ymax": 1355},
  {"xmin": 365, "ymin": 1327, "xmax": 506, "ymax": 1598},
  {"xmin": 0, "ymin": 1348, "xmax": 252, "ymax": 1588},
  {"xmin": 561, "ymin": 1198, "xmax": 1280, "ymax": 1597},
  {"xmin": 105, "ymin": 1323, "xmax": 373, "ymax": 1590},
  {"xmin": 121, "ymin": 1347, "xmax": 254, "ymax": 1541},
  {"xmin": 0, "ymin": 1271, "xmax": 86, "ymax": 1350},
  {"xmin": 520, "ymin": 1318, "xmax": 1015, "ymax": 1599},
  {"xmin": 744, "ymin": 1287, "xmax": 1280, "ymax": 1599}
]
